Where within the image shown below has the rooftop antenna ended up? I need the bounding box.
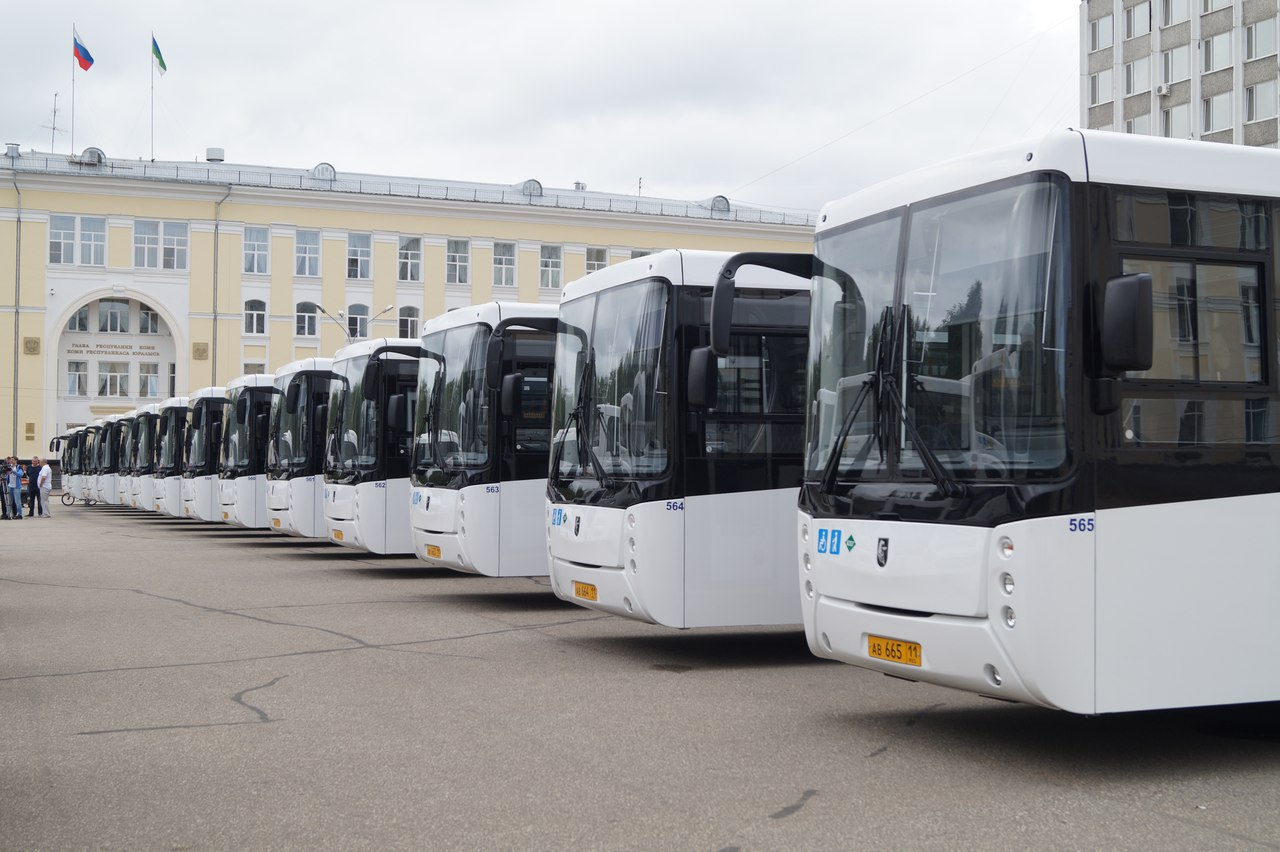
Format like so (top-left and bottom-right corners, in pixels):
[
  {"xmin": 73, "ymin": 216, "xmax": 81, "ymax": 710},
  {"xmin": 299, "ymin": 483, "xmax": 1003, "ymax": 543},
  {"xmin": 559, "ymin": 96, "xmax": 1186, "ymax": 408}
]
[
  {"xmin": 40, "ymin": 93, "xmax": 65, "ymax": 153},
  {"xmin": 637, "ymin": 176, "xmax": 643, "ymax": 196}
]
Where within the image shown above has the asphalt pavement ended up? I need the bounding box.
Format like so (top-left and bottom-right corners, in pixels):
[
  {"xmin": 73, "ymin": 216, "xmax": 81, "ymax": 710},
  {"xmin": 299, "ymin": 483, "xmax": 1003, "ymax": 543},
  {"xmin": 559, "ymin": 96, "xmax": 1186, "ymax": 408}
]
[{"xmin": 2, "ymin": 501, "xmax": 1279, "ymax": 850}]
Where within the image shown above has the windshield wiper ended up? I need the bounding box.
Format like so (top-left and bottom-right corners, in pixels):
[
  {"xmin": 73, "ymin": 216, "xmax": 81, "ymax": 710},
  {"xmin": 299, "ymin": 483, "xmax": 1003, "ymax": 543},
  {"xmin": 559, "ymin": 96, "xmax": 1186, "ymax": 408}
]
[
  {"xmin": 551, "ymin": 354, "xmax": 610, "ymax": 488},
  {"xmin": 881, "ymin": 371, "xmax": 965, "ymax": 499},
  {"xmin": 819, "ymin": 305, "xmax": 891, "ymax": 494}
]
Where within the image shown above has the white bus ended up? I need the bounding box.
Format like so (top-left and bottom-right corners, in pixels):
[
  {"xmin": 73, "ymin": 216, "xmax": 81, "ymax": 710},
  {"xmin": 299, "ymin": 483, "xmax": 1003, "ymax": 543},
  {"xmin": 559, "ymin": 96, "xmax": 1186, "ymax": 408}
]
[
  {"xmin": 721, "ymin": 129, "xmax": 1280, "ymax": 713},
  {"xmin": 181, "ymin": 387, "xmax": 228, "ymax": 521},
  {"xmin": 153, "ymin": 396, "xmax": 189, "ymax": 515},
  {"xmin": 410, "ymin": 302, "xmax": 557, "ymax": 576},
  {"xmin": 266, "ymin": 358, "xmax": 337, "ymax": 537},
  {"xmin": 128, "ymin": 403, "xmax": 162, "ymax": 510},
  {"xmin": 51, "ymin": 426, "xmax": 91, "ymax": 504},
  {"xmin": 94, "ymin": 412, "xmax": 134, "ymax": 505},
  {"xmin": 323, "ymin": 338, "xmax": 421, "ymax": 554},
  {"xmin": 547, "ymin": 250, "xmax": 811, "ymax": 628},
  {"xmin": 218, "ymin": 374, "xmax": 278, "ymax": 528},
  {"xmin": 80, "ymin": 420, "xmax": 104, "ymax": 503}
]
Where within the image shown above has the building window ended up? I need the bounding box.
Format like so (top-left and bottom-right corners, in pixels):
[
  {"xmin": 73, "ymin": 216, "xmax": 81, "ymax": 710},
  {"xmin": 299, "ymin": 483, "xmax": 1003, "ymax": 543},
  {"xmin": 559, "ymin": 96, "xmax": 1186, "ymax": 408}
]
[
  {"xmin": 99, "ymin": 299, "xmax": 130, "ymax": 333},
  {"xmin": 98, "ymin": 362, "xmax": 129, "ymax": 397},
  {"xmin": 134, "ymin": 220, "xmax": 160, "ymax": 268},
  {"xmin": 296, "ymin": 302, "xmax": 318, "ymax": 337},
  {"xmin": 67, "ymin": 361, "xmax": 88, "ymax": 396},
  {"xmin": 139, "ymin": 363, "xmax": 161, "ymax": 398},
  {"xmin": 1246, "ymin": 398, "xmax": 1269, "ymax": 442},
  {"xmin": 244, "ymin": 226, "xmax": 269, "ymax": 274},
  {"xmin": 1090, "ymin": 15, "xmax": 1114, "ymax": 51},
  {"xmin": 1090, "ymin": 69, "xmax": 1114, "ymax": 106},
  {"xmin": 631, "ymin": 249, "xmax": 652, "ymax": 259},
  {"xmin": 67, "ymin": 306, "xmax": 88, "ymax": 333},
  {"xmin": 347, "ymin": 233, "xmax": 371, "ymax": 279},
  {"xmin": 296, "ymin": 230, "xmax": 320, "ymax": 277},
  {"xmin": 539, "ymin": 245, "xmax": 562, "ymax": 289},
  {"xmin": 1163, "ymin": 44, "xmax": 1191, "ymax": 83},
  {"xmin": 80, "ymin": 217, "xmax": 105, "ymax": 266},
  {"xmin": 398, "ymin": 236, "xmax": 421, "ymax": 283},
  {"xmin": 1125, "ymin": 2, "xmax": 1151, "ymax": 39},
  {"xmin": 1202, "ymin": 0, "xmax": 1230, "ymax": 12},
  {"xmin": 1126, "ymin": 113, "xmax": 1152, "ymax": 134},
  {"xmin": 1241, "ymin": 282, "xmax": 1261, "ymax": 345},
  {"xmin": 399, "ymin": 306, "xmax": 420, "ymax": 339},
  {"xmin": 1247, "ymin": 80, "xmax": 1279, "ymax": 122},
  {"xmin": 348, "ymin": 303, "xmax": 369, "ymax": 339},
  {"xmin": 493, "ymin": 241, "xmax": 516, "ymax": 287},
  {"xmin": 1125, "ymin": 57, "xmax": 1151, "ymax": 95},
  {"xmin": 1163, "ymin": 0, "xmax": 1189, "ymax": 26},
  {"xmin": 168, "ymin": 364, "xmax": 177, "ymax": 398},
  {"xmin": 586, "ymin": 246, "xmax": 608, "ymax": 272},
  {"xmin": 1203, "ymin": 31, "xmax": 1231, "ymax": 72},
  {"xmin": 163, "ymin": 223, "xmax": 188, "ymax": 270},
  {"xmin": 446, "ymin": 239, "xmax": 470, "ymax": 285},
  {"xmin": 242, "ymin": 363, "xmax": 266, "ymax": 376},
  {"xmin": 244, "ymin": 299, "xmax": 266, "ymax": 334},
  {"xmin": 139, "ymin": 303, "xmax": 160, "ymax": 334},
  {"xmin": 1203, "ymin": 91, "xmax": 1232, "ymax": 132},
  {"xmin": 49, "ymin": 215, "xmax": 76, "ymax": 264},
  {"xmin": 1247, "ymin": 20, "xmax": 1278, "ymax": 60},
  {"xmin": 1163, "ymin": 102, "xmax": 1191, "ymax": 137}
]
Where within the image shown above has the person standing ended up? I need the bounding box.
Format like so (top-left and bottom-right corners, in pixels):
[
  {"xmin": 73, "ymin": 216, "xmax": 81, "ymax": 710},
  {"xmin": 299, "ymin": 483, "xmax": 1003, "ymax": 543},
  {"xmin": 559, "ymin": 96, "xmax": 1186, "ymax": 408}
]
[
  {"xmin": 26, "ymin": 456, "xmax": 41, "ymax": 517},
  {"xmin": 0, "ymin": 459, "xmax": 10, "ymax": 520},
  {"xmin": 4, "ymin": 458, "xmax": 23, "ymax": 520},
  {"xmin": 37, "ymin": 457, "xmax": 53, "ymax": 518}
]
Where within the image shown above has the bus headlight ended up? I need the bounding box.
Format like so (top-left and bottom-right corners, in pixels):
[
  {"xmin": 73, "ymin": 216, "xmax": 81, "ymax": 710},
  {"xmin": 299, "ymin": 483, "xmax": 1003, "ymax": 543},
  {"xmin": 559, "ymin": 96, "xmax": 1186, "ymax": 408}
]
[
  {"xmin": 1003, "ymin": 606, "xmax": 1016, "ymax": 628},
  {"xmin": 801, "ymin": 524, "xmax": 809, "ymax": 543},
  {"xmin": 998, "ymin": 537, "xmax": 1015, "ymax": 559},
  {"xmin": 1000, "ymin": 572, "xmax": 1014, "ymax": 595}
]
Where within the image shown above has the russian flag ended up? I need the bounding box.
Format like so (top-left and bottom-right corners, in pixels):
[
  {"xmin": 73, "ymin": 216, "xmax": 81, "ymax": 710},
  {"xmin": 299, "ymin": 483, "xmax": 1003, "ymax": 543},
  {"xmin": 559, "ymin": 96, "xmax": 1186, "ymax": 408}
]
[{"xmin": 73, "ymin": 28, "xmax": 94, "ymax": 71}]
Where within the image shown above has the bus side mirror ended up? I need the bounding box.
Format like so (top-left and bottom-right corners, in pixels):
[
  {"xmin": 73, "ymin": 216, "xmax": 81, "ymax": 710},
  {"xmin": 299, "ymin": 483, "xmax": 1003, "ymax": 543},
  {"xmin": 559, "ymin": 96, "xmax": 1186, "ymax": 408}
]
[
  {"xmin": 687, "ymin": 346, "xmax": 718, "ymax": 410},
  {"xmin": 363, "ymin": 359, "xmax": 380, "ymax": 394},
  {"xmin": 501, "ymin": 372, "xmax": 524, "ymax": 418},
  {"xmin": 212, "ymin": 421, "xmax": 223, "ymax": 449},
  {"xmin": 255, "ymin": 412, "xmax": 268, "ymax": 438},
  {"xmin": 1101, "ymin": 273, "xmax": 1153, "ymax": 372},
  {"xmin": 285, "ymin": 382, "xmax": 301, "ymax": 414},
  {"xmin": 235, "ymin": 395, "xmax": 248, "ymax": 424},
  {"xmin": 485, "ymin": 335, "xmax": 504, "ymax": 390},
  {"xmin": 387, "ymin": 394, "xmax": 406, "ymax": 432}
]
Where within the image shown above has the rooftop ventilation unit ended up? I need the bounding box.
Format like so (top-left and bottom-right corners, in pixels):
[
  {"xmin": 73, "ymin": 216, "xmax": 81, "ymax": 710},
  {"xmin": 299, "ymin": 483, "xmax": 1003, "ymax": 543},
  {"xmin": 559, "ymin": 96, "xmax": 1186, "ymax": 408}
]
[
  {"xmin": 311, "ymin": 162, "xmax": 336, "ymax": 180},
  {"xmin": 206, "ymin": 147, "xmax": 225, "ymax": 163},
  {"xmin": 710, "ymin": 195, "xmax": 731, "ymax": 212},
  {"xmin": 521, "ymin": 179, "xmax": 543, "ymax": 197},
  {"xmin": 573, "ymin": 181, "xmax": 586, "ymax": 191},
  {"xmin": 78, "ymin": 147, "xmax": 105, "ymax": 166},
  {"xmin": 5, "ymin": 143, "xmax": 19, "ymax": 159}
]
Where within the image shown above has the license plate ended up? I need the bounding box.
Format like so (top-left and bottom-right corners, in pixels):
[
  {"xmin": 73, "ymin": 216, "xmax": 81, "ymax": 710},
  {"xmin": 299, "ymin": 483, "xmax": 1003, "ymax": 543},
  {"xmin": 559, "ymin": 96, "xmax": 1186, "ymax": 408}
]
[
  {"xmin": 425, "ymin": 545, "xmax": 441, "ymax": 559},
  {"xmin": 867, "ymin": 634, "xmax": 922, "ymax": 667},
  {"xmin": 332, "ymin": 530, "xmax": 344, "ymax": 541},
  {"xmin": 272, "ymin": 518, "xmax": 281, "ymax": 528},
  {"xmin": 222, "ymin": 512, "xmax": 229, "ymax": 520},
  {"xmin": 573, "ymin": 581, "xmax": 598, "ymax": 602}
]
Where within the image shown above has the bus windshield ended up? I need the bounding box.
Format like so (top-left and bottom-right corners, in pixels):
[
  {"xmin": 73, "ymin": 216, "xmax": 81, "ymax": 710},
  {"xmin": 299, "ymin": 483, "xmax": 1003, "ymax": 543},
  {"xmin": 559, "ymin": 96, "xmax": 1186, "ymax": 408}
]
[
  {"xmin": 135, "ymin": 416, "xmax": 157, "ymax": 474},
  {"xmin": 413, "ymin": 324, "xmax": 491, "ymax": 476},
  {"xmin": 157, "ymin": 409, "xmax": 186, "ymax": 475},
  {"xmin": 187, "ymin": 400, "xmax": 227, "ymax": 473},
  {"xmin": 811, "ymin": 174, "xmax": 1069, "ymax": 485},
  {"xmin": 327, "ymin": 353, "xmax": 417, "ymax": 482},
  {"xmin": 269, "ymin": 373, "xmax": 325, "ymax": 477},
  {"xmin": 551, "ymin": 278, "xmax": 669, "ymax": 489}
]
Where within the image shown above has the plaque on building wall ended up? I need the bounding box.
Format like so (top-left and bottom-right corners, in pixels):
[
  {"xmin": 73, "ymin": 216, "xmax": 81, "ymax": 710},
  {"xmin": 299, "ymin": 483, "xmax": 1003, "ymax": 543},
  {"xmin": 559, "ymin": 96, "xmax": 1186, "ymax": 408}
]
[
  {"xmin": 193, "ymin": 342, "xmax": 209, "ymax": 360},
  {"xmin": 23, "ymin": 337, "xmax": 40, "ymax": 355}
]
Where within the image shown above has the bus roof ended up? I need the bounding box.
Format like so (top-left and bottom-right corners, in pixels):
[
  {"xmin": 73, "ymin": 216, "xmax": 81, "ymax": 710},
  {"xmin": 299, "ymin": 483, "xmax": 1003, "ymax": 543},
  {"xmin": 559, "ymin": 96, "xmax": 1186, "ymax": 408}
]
[
  {"xmin": 159, "ymin": 396, "xmax": 189, "ymax": 411},
  {"xmin": 135, "ymin": 403, "xmax": 162, "ymax": 417},
  {"xmin": 225, "ymin": 373, "xmax": 278, "ymax": 392},
  {"xmin": 819, "ymin": 129, "xmax": 1280, "ymax": 235},
  {"xmin": 332, "ymin": 337, "xmax": 422, "ymax": 364},
  {"xmin": 562, "ymin": 248, "xmax": 811, "ymax": 302},
  {"xmin": 189, "ymin": 386, "xmax": 227, "ymax": 401},
  {"xmin": 420, "ymin": 301, "xmax": 558, "ymax": 337},
  {"xmin": 274, "ymin": 357, "xmax": 335, "ymax": 379}
]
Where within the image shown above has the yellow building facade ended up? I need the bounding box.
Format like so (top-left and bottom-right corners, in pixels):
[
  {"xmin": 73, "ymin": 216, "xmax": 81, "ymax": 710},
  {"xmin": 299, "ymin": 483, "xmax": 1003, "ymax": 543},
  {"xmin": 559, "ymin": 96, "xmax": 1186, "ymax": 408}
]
[{"xmin": 0, "ymin": 148, "xmax": 814, "ymax": 459}]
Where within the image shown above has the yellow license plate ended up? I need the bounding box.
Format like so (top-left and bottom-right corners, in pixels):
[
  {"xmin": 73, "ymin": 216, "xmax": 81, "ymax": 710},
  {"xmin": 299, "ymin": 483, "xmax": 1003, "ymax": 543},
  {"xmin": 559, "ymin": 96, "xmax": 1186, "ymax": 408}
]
[
  {"xmin": 867, "ymin": 634, "xmax": 922, "ymax": 667},
  {"xmin": 573, "ymin": 581, "xmax": 598, "ymax": 602},
  {"xmin": 425, "ymin": 545, "xmax": 441, "ymax": 559},
  {"xmin": 332, "ymin": 530, "xmax": 344, "ymax": 541},
  {"xmin": 272, "ymin": 518, "xmax": 281, "ymax": 528},
  {"xmin": 222, "ymin": 512, "xmax": 229, "ymax": 520}
]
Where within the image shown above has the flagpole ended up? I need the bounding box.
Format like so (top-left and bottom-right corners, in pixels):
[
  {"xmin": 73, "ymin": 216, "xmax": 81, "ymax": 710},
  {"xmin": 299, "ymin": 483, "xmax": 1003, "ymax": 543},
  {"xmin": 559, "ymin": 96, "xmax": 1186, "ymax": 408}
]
[
  {"xmin": 70, "ymin": 24, "xmax": 76, "ymax": 155},
  {"xmin": 150, "ymin": 32, "xmax": 154, "ymax": 161}
]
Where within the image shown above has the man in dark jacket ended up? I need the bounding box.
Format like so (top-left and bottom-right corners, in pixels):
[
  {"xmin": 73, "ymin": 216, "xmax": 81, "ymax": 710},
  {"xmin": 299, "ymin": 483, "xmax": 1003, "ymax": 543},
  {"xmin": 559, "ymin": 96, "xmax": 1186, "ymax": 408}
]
[{"xmin": 26, "ymin": 456, "xmax": 42, "ymax": 517}]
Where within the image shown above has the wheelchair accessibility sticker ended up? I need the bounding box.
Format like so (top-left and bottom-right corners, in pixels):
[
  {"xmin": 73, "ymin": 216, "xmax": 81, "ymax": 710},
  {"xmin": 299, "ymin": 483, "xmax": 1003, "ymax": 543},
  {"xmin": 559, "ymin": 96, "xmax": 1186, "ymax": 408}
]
[{"xmin": 816, "ymin": 528, "xmax": 855, "ymax": 556}]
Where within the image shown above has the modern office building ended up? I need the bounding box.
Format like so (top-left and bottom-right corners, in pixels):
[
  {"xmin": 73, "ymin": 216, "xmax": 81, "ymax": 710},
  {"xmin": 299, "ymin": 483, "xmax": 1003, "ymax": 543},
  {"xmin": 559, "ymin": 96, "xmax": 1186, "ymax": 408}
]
[
  {"xmin": 1082, "ymin": 0, "xmax": 1279, "ymax": 146},
  {"xmin": 0, "ymin": 145, "xmax": 814, "ymax": 458}
]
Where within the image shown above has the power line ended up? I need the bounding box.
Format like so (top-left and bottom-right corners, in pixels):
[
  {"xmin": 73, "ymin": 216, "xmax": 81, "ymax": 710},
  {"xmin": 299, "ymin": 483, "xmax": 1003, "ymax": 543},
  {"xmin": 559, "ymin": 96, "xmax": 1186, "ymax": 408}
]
[{"xmin": 730, "ymin": 11, "xmax": 1078, "ymax": 196}]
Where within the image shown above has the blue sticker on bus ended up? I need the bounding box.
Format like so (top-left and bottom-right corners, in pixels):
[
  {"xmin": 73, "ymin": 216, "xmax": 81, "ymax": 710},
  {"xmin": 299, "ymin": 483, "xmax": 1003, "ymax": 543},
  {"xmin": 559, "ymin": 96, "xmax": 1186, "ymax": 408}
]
[
  {"xmin": 829, "ymin": 529, "xmax": 842, "ymax": 555},
  {"xmin": 816, "ymin": 528, "xmax": 829, "ymax": 554}
]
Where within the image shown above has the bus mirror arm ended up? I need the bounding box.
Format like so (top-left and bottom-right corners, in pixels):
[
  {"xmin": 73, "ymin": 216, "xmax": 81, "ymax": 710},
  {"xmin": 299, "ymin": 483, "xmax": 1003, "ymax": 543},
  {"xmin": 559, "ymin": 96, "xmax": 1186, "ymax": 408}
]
[
  {"xmin": 687, "ymin": 346, "xmax": 717, "ymax": 410},
  {"xmin": 710, "ymin": 252, "xmax": 815, "ymax": 357}
]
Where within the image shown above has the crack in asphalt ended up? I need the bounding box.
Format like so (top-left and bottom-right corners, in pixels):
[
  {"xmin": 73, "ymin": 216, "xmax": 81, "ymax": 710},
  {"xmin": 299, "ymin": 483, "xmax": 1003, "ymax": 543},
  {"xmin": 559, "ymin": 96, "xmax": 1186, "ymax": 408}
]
[
  {"xmin": 769, "ymin": 789, "xmax": 817, "ymax": 819},
  {"xmin": 0, "ymin": 574, "xmax": 612, "ymax": 682},
  {"xmin": 232, "ymin": 675, "xmax": 288, "ymax": 722}
]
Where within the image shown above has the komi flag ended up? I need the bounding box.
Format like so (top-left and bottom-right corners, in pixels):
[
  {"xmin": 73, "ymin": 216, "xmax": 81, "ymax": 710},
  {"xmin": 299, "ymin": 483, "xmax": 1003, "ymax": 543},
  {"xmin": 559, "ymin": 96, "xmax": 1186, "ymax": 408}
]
[
  {"xmin": 152, "ymin": 34, "xmax": 167, "ymax": 75},
  {"xmin": 73, "ymin": 28, "xmax": 94, "ymax": 71}
]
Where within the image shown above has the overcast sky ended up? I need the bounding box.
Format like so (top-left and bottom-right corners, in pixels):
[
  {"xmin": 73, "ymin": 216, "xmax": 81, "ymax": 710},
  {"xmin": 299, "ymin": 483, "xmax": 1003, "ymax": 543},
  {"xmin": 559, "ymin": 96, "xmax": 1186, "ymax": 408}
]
[{"xmin": 4, "ymin": 1, "xmax": 1081, "ymax": 213}]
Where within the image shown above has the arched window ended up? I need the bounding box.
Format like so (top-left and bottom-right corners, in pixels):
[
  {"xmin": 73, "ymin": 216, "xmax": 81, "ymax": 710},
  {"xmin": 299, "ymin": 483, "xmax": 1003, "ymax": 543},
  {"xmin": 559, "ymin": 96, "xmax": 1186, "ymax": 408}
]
[
  {"xmin": 244, "ymin": 299, "xmax": 266, "ymax": 334},
  {"xmin": 296, "ymin": 301, "xmax": 318, "ymax": 337},
  {"xmin": 348, "ymin": 303, "xmax": 369, "ymax": 339},
  {"xmin": 399, "ymin": 306, "xmax": 420, "ymax": 339}
]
